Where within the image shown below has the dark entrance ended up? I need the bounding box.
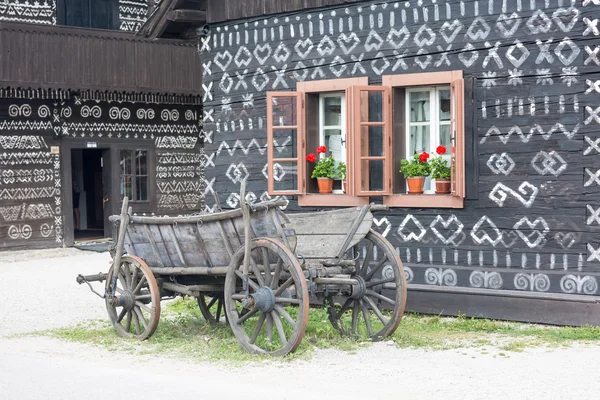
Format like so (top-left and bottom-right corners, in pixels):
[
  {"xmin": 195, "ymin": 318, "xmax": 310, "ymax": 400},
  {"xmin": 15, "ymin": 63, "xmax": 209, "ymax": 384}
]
[{"xmin": 71, "ymin": 149, "xmax": 112, "ymax": 241}]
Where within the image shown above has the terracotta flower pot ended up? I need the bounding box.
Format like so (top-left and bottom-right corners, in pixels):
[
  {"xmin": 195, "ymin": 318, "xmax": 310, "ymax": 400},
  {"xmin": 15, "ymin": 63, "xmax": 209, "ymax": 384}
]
[
  {"xmin": 406, "ymin": 176, "xmax": 425, "ymax": 194},
  {"xmin": 342, "ymin": 179, "xmax": 347, "ymax": 194},
  {"xmin": 317, "ymin": 177, "xmax": 334, "ymax": 194},
  {"xmin": 435, "ymin": 178, "xmax": 451, "ymax": 194}
]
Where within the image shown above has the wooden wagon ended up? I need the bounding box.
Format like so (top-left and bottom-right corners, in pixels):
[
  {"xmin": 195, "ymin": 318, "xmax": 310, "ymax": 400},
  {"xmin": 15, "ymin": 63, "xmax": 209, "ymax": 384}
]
[{"xmin": 77, "ymin": 183, "xmax": 407, "ymax": 356}]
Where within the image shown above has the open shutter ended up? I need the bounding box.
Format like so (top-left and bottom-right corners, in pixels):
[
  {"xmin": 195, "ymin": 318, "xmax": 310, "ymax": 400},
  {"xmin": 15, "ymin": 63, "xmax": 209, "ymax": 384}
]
[
  {"xmin": 352, "ymin": 85, "xmax": 392, "ymax": 196},
  {"xmin": 267, "ymin": 91, "xmax": 305, "ymax": 196},
  {"xmin": 450, "ymin": 78, "xmax": 465, "ymax": 198}
]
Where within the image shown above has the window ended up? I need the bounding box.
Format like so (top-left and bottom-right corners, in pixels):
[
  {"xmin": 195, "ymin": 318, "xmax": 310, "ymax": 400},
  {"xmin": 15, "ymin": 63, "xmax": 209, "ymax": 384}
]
[
  {"xmin": 266, "ymin": 72, "xmax": 465, "ymax": 208},
  {"xmin": 57, "ymin": 0, "xmax": 117, "ymax": 29},
  {"xmin": 120, "ymin": 150, "xmax": 149, "ymax": 202}
]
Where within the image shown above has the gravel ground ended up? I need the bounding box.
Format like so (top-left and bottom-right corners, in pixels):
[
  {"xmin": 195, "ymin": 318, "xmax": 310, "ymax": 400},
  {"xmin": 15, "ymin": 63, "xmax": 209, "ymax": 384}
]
[{"xmin": 1, "ymin": 248, "xmax": 600, "ymax": 399}]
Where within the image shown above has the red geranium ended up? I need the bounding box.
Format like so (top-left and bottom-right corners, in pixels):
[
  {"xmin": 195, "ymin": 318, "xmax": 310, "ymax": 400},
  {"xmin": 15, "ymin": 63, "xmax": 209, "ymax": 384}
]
[
  {"xmin": 419, "ymin": 152, "xmax": 430, "ymax": 163},
  {"xmin": 436, "ymin": 145, "xmax": 447, "ymax": 155},
  {"xmin": 306, "ymin": 153, "xmax": 317, "ymax": 163},
  {"xmin": 316, "ymin": 146, "xmax": 327, "ymax": 154}
]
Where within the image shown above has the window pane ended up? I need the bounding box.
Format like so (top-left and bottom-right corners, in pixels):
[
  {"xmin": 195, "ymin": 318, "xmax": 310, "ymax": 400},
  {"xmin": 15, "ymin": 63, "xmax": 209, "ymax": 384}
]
[
  {"xmin": 272, "ymin": 162, "xmax": 298, "ymax": 192},
  {"xmin": 409, "ymin": 125, "xmax": 431, "ymax": 155},
  {"xmin": 323, "ymin": 128, "xmax": 343, "ymax": 160},
  {"xmin": 360, "ymin": 91, "xmax": 383, "ymax": 122},
  {"xmin": 121, "ymin": 175, "xmax": 132, "ymax": 199},
  {"xmin": 273, "ymin": 129, "xmax": 297, "ymax": 159},
  {"xmin": 272, "ymin": 96, "xmax": 297, "ymax": 126},
  {"xmin": 136, "ymin": 177, "xmax": 148, "ymax": 201},
  {"xmin": 360, "ymin": 126, "xmax": 384, "ymax": 157},
  {"xmin": 323, "ymin": 96, "xmax": 343, "ymax": 126},
  {"xmin": 439, "ymin": 89, "xmax": 451, "ymax": 121},
  {"xmin": 440, "ymin": 124, "xmax": 451, "ymax": 148},
  {"xmin": 120, "ymin": 150, "xmax": 132, "ymax": 175},
  {"xmin": 136, "ymin": 150, "xmax": 148, "ymax": 175},
  {"xmin": 361, "ymin": 160, "xmax": 384, "ymax": 192},
  {"xmin": 409, "ymin": 91, "xmax": 430, "ymax": 122}
]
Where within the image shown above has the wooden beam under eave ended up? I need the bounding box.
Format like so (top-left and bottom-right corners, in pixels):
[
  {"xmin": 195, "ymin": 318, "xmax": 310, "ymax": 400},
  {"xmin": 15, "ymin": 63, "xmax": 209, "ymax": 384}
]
[{"xmin": 167, "ymin": 9, "xmax": 207, "ymax": 23}]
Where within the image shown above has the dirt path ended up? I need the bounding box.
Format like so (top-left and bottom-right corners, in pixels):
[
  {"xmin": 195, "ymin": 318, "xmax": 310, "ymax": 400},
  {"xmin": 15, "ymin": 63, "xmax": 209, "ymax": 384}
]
[{"xmin": 1, "ymin": 249, "xmax": 599, "ymax": 399}]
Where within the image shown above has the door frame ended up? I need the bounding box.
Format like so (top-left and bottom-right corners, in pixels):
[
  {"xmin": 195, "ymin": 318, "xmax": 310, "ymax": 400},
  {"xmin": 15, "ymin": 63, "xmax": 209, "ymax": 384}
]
[{"xmin": 62, "ymin": 139, "xmax": 155, "ymax": 247}]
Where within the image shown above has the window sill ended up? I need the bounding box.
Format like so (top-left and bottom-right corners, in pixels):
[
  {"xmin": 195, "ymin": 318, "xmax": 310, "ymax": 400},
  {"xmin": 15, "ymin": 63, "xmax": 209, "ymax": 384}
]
[
  {"xmin": 383, "ymin": 194, "xmax": 463, "ymax": 208},
  {"xmin": 298, "ymin": 194, "xmax": 370, "ymax": 207}
]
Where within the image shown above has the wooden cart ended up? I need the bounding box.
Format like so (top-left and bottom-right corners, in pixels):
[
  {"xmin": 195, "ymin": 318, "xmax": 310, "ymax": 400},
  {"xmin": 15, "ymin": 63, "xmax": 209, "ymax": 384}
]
[{"xmin": 77, "ymin": 183, "xmax": 407, "ymax": 356}]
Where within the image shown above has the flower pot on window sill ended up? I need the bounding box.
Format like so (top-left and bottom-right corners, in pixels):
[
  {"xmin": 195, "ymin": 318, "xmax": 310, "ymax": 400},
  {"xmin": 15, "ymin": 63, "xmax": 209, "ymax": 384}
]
[
  {"xmin": 317, "ymin": 177, "xmax": 334, "ymax": 194},
  {"xmin": 406, "ymin": 176, "xmax": 425, "ymax": 194},
  {"xmin": 435, "ymin": 178, "xmax": 451, "ymax": 194}
]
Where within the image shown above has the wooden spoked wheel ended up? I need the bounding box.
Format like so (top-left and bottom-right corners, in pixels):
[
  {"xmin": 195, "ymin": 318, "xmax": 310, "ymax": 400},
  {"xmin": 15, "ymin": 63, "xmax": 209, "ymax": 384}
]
[
  {"xmin": 197, "ymin": 292, "xmax": 228, "ymax": 325},
  {"xmin": 224, "ymin": 238, "xmax": 309, "ymax": 356},
  {"xmin": 328, "ymin": 230, "xmax": 407, "ymax": 341},
  {"xmin": 105, "ymin": 255, "xmax": 161, "ymax": 340}
]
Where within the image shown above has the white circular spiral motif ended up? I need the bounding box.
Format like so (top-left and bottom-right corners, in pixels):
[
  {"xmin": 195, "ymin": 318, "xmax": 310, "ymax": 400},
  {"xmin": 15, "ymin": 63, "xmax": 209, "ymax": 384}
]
[
  {"xmin": 21, "ymin": 225, "xmax": 32, "ymax": 239},
  {"xmin": 560, "ymin": 275, "xmax": 598, "ymax": 295},
  {"xmin": 171, "ymin": 110, "xmax": 179, "ymax": 121},
  {"xmin": 80, "ymin": 105, "xmax": 91, "ymax": 118},
  {"xmin": 8, "ymin": 225, "xmax": 19, "ymax": 239},
  {"xmin": 62, "ymin": 107, "xmax": 72, "ymax": 118},
  {"xmin": 109, "ymin": 107, "xmax": 121, "ymax": 119},
  {"xmin": 8, "ymin": 105, "xmax": 20, "ymax": 117},
  {"xmin": 514, "ymin": 273, "xmax": 550, "ymax": 292},
  {"xmin": 403, "ymin": 266, "xmax": 413, "ymax": 283},
  {"xmin": 137, "ymin": 109, "xmax": 146, "ymax": 119},
  {"xmin": 21, "ymin": 104, "xmax": 32, "ymax": 117},
  {"xmin": 38, "ymin": 105, "xmax": 51, "ymax": 118},
  {"xmin": 161, "ymin": 109, "xmax": 171, "ymax": 121},
  {"xmin": 425, "ymin": 268, "xmax": 458, "ymax": 286},
  {"xmin": 91, "ymin": 105, "xmax": 102, "ymax": 118},
  {"xmin": 7, "ymin": 224, "xmax": 32, "ymax": 240},
  {"xmin": 469, "ymin": 271, "xmax": 503, "ymax": 289},
  {"xmin": 40, "ymin": 223, "xmax": 53, "ymax": 238},
  {"xmin": 185, "ymin": 110, "xmax": 195, "ymax": 121},
  {"xmin": 121, "ymin": 108, "xmax": 131, "ymax": 120}
]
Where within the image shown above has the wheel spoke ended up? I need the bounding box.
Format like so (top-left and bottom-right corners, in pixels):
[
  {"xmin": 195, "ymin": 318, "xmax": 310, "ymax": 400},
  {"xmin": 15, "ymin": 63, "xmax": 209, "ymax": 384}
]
[
  {"xmin": 262, "ymin": 247, "xmax": 271, "ymax": 287},
  {"xmin": 365, "ymin": 277, "xmax": 395, "ymax": 288},
  {"xmin": 361, "ymin": 241, "xmax": 374, "ymax": 276},
  {"xmin": 207, "ymin": 296, "xmax": 218, "ymax": 310},
  {"xmin": 250, "ymin": 313, "xmax": 267, "ymax": 345},
  {"xmin": 125, "ymin": 311, "xmax": 132, "ymax": 333},
  {"xmin": 366, "ymin": 289, "xmax": 396, "ymax": 306},
  {"xmin": 130, "ymin": 268, "xmax": 139, "ymax": 292},
  {"xmin": 135, "ymin": 301, "xmax": 151, "ymax": 313},
  {"xmin": 236, "ymin": 308, "xmax": 259, "ymax": 325},
  {"xmin": 266, "ymin": 314, "xmax": 273, "ymax": 343},
  {"xmin": 235, "ymin": 270, "xmax": 260, "ymax": 291},
  {"xmin": 351, "ymin": 301, "xmax": 359, "ymax": 334},
  {"xmin": 117, "ymin": 272, "xmax": 127, "ymax": 289},
  {"xmin": 274, "ymin": 297, "xmax": 301, "ymax": 304},
  {"xmin": 132, "ymin": 311, "xmax": 141, "ymax": 335},
  {"xmin": 364, "ymin": 255, "xmax": 388, "ymax": 281},
  {"xmin": 134, "ymin": 276, "xmax": 147, "ymax": 294},
  {"xmin": 272, "ymin": 311, "xmax": 288, "ymax": 346},
  {"xmin": 364, "ymin": 296, "xmax": 389, "ymax": 326},
  {"xmin": 274, "ymin": 277, "xmax": 294, "ymax": 296},
  {"xmin": 270, "ymin": 259, "xmax": 283, "ymax": 289},
  {"xmin": 336, "ymin": 298, "xmax": 353, "ymax": 318},
  {"xmin": 249, "ymin": 254, "xmax": 266, "ymax": 287},
  {"xmin": 216, "ymin": 300, "xmax": 223, "ymax": 322},
  {"xmin": 274, "ymin": 305, "xmax": 295, "ymax": 326},
  {"xmin": 115, "ymin": 287, "xmax": 124, "ymax": 294},
  {"xmin": 360, "ymin": 300, "xmax": 373, "ymax": 337},
  {"xmin": 116, "ymin": 308, "xmax": 127, "ymax": 323},
  {"xmin": 134, "ymin": 307, "xmax": 148, "ymax": 330}
]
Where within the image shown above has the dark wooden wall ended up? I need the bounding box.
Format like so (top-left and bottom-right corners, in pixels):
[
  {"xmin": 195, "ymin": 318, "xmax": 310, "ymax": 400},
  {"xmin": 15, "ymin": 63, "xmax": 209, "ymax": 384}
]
[
  {"xmin": 0, "ymin": 95, "xmax": 204, "ymax": 251},
  {"xmin": 0, "ymin": 0, "xmax": 151, "ymax": 32},
  {"xmin": 207, "ymin": 0, "xmax": 363, "ymax": 23},
  {"xmin": 200, "ymin": 0, "xmax": 600, "ymax": 321}
]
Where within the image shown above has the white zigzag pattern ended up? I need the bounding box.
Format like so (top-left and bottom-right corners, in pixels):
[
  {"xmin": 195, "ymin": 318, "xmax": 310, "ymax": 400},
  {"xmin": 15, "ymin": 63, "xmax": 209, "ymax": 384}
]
[
  {"xmin": 0, "ymin": 120, "xmax": 53, "ymax": 131},
  {"xmin": 0, "ymin": 136, "xmax": 47, "ymax": 150},
  {"xmin": 64, "ymin": 122, "xmax": 198, "ymax": 135},
  {"xmin": 0, "ymin": 152, "xmax": 54, "ymax": 165},
  {"xmin": 0, "ymin": 187, "xmax": 56, "ymax": 200},
  {"xmin": 157, "ymin": 181, "xmax": 204, "ymax": 194},
  {"xmin": 215, "ymin": 137, "xmax": 291, "ymax": 157}
]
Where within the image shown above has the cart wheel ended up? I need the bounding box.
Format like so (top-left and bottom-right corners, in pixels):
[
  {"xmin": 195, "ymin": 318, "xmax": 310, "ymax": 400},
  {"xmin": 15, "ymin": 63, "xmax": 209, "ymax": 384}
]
[
  {"xmin": 328, "ymin": 230, "xmax": 407, "ymax": 341},
  {"xmin": 224, "ymin": 237, "xmax": 309, "ymax": 356},
  {"xmin": 197, "ymin": 292, "xmax": 228, "ymax": 325},
  {"xmin": 105, "ymin": 255, "xmax": 161, "ymax": 340}
]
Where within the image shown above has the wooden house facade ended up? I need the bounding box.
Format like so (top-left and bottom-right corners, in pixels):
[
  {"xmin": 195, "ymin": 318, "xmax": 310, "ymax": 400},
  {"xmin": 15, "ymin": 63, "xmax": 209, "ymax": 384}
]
[
  {"xmin": 200, "ymin": 0, "xmax": 600, "ymax": 325},
  {"xmin": 0, "ymin": 1, "xmax": 206, "ymax": 250}
]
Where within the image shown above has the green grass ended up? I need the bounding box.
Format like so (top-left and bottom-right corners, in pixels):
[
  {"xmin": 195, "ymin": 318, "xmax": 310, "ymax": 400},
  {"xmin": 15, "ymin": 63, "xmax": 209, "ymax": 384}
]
[{"xmin": 32, "ymin": 298, "xmax": 600, "ymax": 362}]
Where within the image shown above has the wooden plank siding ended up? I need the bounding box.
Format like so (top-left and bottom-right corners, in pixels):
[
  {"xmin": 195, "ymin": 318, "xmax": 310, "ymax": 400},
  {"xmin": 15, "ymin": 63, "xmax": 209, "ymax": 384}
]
[
  {"xmin": 206, "ymin": 0, "xmax": 363, "ymax": 23},
  {"xmin": 200, "ymin": 0, "xmax": 600, "ymax": 324},
  {"xmin": 0, "ymin": 22, "xmax": 201, "ymax": 96}
]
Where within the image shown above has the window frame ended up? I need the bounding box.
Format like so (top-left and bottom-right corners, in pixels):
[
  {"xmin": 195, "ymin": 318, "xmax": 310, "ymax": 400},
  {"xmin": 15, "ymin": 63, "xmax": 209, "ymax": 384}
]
[
  {"xmin": 266, "ymin": 72, "xmax": 465, "ymax": 208},
  {"xmin": 119, "ymin": 148, "xmax": 151, "ymax": 204}
]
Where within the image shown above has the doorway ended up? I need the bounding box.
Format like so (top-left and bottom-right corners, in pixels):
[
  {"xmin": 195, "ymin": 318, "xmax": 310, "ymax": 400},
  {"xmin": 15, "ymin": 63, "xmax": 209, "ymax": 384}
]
[{"xmin": 71, "ymin": 149, "xmax": 108, "ymax": 242}]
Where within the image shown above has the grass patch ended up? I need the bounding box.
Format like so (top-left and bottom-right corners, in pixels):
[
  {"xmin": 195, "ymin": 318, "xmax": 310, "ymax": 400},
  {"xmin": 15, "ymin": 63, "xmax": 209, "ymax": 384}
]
[{"xmin": 34, "ymin": 298, "xmax": 600, "ymax": 362}]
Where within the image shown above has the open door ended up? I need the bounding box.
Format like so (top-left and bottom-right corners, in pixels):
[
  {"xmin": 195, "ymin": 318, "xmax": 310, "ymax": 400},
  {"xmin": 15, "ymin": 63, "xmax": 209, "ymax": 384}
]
[{"xmin": 102, "ymin": 149, "xmax": 113, "ymax": 238}]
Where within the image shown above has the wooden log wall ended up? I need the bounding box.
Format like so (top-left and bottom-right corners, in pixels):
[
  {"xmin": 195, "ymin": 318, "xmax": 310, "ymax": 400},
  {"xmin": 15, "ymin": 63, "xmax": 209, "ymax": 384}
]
[
  {"xmin": 200, "ymin": 0, "xmax": 600, "ymax": 309},
  {"xmin": 0, "ymin": 95, "xmax": 204, "ymax": 251},
  {"xmin": 0, "ymin": 1, "xmax": 151, "ymax": 32}
]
